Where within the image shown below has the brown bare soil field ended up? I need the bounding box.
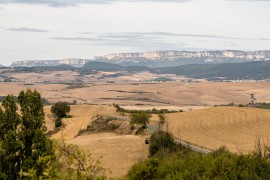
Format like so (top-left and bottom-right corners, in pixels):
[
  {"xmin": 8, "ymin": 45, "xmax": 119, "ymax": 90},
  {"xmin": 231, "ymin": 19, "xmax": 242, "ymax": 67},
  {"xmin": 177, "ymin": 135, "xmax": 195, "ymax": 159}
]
[
  {"xmin": 167, "ymin": 106, "xmax": 270, "ymax": 153},
  {"xmin": 1, "ymin": 81, "xmax": 270, "ymax": 106},
  {"xmin": 44, "ymin": 105, "xmax": 148, "ymax": 177}
]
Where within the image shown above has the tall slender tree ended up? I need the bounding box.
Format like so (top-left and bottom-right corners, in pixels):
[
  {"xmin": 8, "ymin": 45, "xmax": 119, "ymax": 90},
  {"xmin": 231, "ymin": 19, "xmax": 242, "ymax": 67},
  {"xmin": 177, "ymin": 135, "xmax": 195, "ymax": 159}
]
[
  {"xmin": 0, "ymin": 95, "xmax": 21, "ymax": 179},
  {"xmin": 0, "ymin": 89, "xmax": 54, "ymax": 179}
]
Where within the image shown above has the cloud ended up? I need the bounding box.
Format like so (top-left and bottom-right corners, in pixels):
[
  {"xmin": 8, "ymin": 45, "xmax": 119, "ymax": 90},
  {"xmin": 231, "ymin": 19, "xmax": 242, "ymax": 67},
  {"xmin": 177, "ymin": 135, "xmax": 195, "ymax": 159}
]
[
  {"xmin": 0, "ymin": 0, "xmax": 191, "ymax": 7},
  {"xmin": 92, "ymin": 32, "xmax": 252, "ymax": 40},
  {"xmin": 51, "ymin": 32, "xmax": 185, "ymax": 50},
  {"xmin": 6, "ymin": 27, "xmax": 49, "ymax": 32},
  {"xmin": 52, "ymin": 37, "xmax": 107, "ymax": 42},
  {"xmin": 53, "ymin": 32, "xmax": 270, "ymax": 48}
]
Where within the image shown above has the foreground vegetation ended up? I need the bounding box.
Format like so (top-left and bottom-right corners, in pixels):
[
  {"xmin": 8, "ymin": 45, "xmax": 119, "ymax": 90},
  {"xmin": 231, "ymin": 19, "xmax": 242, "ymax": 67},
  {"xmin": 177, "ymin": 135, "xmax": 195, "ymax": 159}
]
[
  {"xmin": 127, "ymin": 131, "xmax": 270, "ymax": 179},
  {"xmin": 0, "ymin": 89, "xmax": 105, "ymax": 179}
]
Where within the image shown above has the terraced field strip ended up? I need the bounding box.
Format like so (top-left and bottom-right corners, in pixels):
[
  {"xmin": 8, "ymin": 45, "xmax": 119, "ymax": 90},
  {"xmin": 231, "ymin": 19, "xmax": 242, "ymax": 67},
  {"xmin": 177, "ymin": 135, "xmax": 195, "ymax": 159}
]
[{"xmin": 167, "ymin": 107, "xmax": 270, "ymax": 153}]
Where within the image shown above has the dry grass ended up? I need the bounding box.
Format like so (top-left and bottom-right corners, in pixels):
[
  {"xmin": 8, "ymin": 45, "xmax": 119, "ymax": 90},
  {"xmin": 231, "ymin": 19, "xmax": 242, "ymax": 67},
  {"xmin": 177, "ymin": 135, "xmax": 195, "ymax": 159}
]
[
  {"xmin": 167, "ymin": 106, "xmax": 270, "ymax": 153},
  {"xmin": 44, "ymin": 105, "xmax": 148, "ymax": 178},
  {"xmin": 68, "ymin": 133, "xmax": 148, "ymax": 178}
]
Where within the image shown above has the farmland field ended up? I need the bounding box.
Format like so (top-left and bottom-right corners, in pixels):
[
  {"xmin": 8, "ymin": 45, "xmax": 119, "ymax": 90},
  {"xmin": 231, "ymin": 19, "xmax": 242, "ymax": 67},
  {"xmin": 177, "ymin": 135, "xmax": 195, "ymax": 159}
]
[
  {"xmin": 2, "ymin": 70, "xmax": 270, "ymax": 177},
  {"xmin": 45, "ymin": 105, "xmax": 148, "ymax": 177},
  {"xmin": 167, "ymin": 106, "xmax": 270, "ymax": 153},
  {"xmin": 1, "ymin": 80, "xmax": 270, "ymax": 107}
]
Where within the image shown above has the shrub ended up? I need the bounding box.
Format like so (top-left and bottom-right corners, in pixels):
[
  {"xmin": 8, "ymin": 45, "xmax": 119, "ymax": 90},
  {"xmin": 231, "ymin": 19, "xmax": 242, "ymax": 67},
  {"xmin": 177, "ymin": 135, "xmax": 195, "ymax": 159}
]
[
  {"xmin": 55, "ymin": 119, "xmax": 63, "ymax": 128},
  {"xmin": 149, "ymin": 131, "xmax": 175, "ymax": 156},
  {"xmin": 127, "ymin": 146, "xmax": 270, "ymax": 179},
  {"xmin": 130, "ymin": 112, "xmax": 151, "ymax": 127}
]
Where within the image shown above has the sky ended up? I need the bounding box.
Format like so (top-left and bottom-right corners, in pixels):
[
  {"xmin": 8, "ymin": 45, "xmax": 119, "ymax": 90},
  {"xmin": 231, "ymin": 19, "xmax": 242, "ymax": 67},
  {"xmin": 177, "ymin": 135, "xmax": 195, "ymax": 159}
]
[{"xmin": 0, "ymin": 0, "xmax": 270, "ymax": 66}]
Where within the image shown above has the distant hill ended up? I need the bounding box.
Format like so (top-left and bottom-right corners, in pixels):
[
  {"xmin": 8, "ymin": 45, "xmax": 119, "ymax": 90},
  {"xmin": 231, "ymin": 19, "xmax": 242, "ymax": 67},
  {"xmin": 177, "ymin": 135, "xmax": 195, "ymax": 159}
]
[
  {"xmin": 154, "ymin": 61, "xmax": 270, "ymax": 81},
  {"xmin": 13, "ymin": 64, "xmax": 75, "ymax": 72},
  {"xmin": 124, "ymin": 66, "xmax": 151, "ymax": 72},
  {"xmin": 82, "ymin": 61, "xmax": 124, "ymax": 71},
  {"xmin": 9, "ymin": 59, "xmax": 270, "ymax": 81},
  {"xmin": 0, "ymin": 64, "xmax": 4, "ymax": 68}
]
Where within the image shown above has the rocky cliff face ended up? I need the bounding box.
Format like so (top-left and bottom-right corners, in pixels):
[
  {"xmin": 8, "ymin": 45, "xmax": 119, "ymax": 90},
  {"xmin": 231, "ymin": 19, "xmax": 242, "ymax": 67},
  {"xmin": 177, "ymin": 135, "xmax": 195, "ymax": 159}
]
[
  {"xmin": 11, "ymin": 58, "xmax": 90, "ymax": 67},
  {"xmin": 94, "ymin": 50, "xmax": 270, "ymax": 62}
]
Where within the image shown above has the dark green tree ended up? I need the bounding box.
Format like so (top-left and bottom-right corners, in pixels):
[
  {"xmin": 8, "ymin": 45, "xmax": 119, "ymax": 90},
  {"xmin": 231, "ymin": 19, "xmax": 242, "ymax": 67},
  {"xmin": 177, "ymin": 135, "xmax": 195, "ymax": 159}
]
[
  {"xmin": 0, "ymin": 89, "xmax": 54, "ymax": 179},
  {"xmin": 130, "ymin": 112, "xmax": 151, "ymax": 127},
  {"xmin": 51, "ymin": 101, "xmax": 71, "ymax": 119},
  {"xmin": 0, "ymin": 95, "xmax": 21, "ymax": 179}
]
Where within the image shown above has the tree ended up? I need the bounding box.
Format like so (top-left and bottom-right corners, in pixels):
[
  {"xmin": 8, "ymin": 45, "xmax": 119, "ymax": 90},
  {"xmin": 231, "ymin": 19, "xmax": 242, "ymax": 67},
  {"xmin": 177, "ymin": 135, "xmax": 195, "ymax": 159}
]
[
  {"xmin": 51, "ymin": 101, "xmax": 71, "ymax": 119},
  {"xmin": 130, "ymin": 112, "xmax": 151, "ymax": 127},
  {"xmin": 158, "ymin": 112, "xmax": 166, "ymax": 131},
  {"xmin": 0, "ymin": 95, "xmax": 21, "ymax": 179},
  {"xmin": 0, "ymin": 89, "xmax": 54, "ymax": 179}
]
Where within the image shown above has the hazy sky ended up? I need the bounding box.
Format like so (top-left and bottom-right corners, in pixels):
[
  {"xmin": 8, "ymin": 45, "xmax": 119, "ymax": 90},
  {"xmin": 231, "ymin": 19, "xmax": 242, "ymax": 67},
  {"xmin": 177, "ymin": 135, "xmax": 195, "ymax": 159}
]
[{"xmin": 0, "ymin": 0, "xmax": 270, "ymax": 66}]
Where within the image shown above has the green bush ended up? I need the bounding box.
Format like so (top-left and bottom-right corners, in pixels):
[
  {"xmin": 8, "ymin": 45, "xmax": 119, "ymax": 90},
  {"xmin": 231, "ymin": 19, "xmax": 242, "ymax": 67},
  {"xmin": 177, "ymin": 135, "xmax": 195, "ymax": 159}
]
[
  {"xmin": 55, "ymin": 119, "xmax": 63, "ymax": 128},
  {"xmin": 127, "ymin": 146, "xmax": 270, "ymax": 179},
  {"xmin": 127, "ymin": 158, "xmax": 160, "ymax": 180},
  {"xmin": 149, "ymin": 131, "xmax": 176, "ymax": 156},
  {"xmin": 130, "ymin": 112, "xmax": 151, "ymax": 127}
]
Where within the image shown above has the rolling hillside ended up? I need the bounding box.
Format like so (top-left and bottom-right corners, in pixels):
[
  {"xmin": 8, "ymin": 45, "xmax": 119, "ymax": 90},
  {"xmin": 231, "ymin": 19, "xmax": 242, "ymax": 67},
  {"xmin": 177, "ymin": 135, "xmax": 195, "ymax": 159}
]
[
  {"xmin": 167, "ymin": 106, "xmax": 270, "ymax": 153},
  {"xmin": 155, "ymin": 61, "xmax": 270, "ymax": 80},
  {"xmin": 44, "ymin": 105, "xmax": 148, "ymax": 177}
]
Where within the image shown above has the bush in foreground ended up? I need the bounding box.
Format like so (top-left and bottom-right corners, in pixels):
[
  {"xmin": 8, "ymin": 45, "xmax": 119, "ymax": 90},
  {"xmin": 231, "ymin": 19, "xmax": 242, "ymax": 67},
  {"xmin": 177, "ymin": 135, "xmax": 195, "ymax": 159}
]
[{"xmin": 127, "ymin": 143, "xmax": 270, "ymax": 180}]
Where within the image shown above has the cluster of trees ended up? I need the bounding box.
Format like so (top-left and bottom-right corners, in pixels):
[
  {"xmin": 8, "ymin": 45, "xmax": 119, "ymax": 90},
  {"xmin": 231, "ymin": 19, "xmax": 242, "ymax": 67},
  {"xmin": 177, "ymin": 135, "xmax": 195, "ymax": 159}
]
[
  {"xmin": 0, "ymin": 89, "xmax": 105, "ymax": 179},
  {"xmin": 114, "ymin": 104, "xmax": 181, "ymax": 114}
]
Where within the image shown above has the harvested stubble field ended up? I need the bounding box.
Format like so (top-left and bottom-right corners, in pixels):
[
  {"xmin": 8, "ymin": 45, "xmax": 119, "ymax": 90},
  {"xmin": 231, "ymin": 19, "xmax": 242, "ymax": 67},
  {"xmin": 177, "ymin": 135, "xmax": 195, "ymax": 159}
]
[
  {"xmin": 167, "ymin": 106, "xmax": 270, "ymax": 153},
  {"xmin": 1, "ymin": 81, "xmax": 270, "ymax": 106},
  {"xmin": 44, "ymin": 105, "xmax": 148, "ymax": 178}
]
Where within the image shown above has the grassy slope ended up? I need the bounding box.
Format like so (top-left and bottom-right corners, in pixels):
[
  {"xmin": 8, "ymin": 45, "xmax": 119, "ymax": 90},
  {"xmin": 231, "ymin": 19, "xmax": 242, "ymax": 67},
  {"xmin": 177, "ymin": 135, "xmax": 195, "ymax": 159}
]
[
  {"xmin": 167, "ymin": 106, "xmax": 270, "ymax": 153},
  {"xmin": 44, "ymin": 105, "xmax": 148, "ymax": 177}
]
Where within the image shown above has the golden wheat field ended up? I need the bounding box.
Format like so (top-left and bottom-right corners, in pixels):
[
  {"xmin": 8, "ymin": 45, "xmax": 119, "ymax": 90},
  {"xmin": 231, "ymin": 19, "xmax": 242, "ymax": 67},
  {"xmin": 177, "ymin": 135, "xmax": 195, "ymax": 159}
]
[
  {"xmin": 44, "ymin": 105, "xmax": 148, "ymax": 177},
  {"xmin": 167, "ymin": 106, "xmax": 270, "ymax": 153}
]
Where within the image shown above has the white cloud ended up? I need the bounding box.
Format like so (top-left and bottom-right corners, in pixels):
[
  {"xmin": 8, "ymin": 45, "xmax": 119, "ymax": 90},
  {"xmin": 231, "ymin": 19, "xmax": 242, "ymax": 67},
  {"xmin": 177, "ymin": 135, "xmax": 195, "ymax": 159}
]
[
  {"xmin": 0, "ymin": 0, "xmax": 191, "ymax": 7},
  {"xmin": 6, "ymin": 27, "xmax": 49, "ymax": 32}
]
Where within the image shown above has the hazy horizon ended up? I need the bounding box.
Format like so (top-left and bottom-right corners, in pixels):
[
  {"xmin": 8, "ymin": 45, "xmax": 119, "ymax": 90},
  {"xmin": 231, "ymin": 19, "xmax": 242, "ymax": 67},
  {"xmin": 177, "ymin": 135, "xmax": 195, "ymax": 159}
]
[{"xmin": 1, "ymin": 0, "xmax": 270, "ymax": 66}]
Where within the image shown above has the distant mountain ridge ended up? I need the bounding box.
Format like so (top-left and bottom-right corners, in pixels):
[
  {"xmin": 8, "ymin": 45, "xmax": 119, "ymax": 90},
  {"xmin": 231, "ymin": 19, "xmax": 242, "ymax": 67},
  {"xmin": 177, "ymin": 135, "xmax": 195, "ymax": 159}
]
[
  {"xmin": 0, "ymin": 64, "xmax": 4, "ymax": 68},
  {"xmin": 11, "ymin": 58, "xmax": 90, "ymax": 67},
  {"xmin": 94, "ymin": 50, "xmax": 270, "ymax": 67},
  {"xmin": 6, "ymin": 60, "xmax": 270, "ymax": 81},
  {"xmin": 95, "ymin": 50, "xmax": 270, "ymax": 61},
  {"xmin": 9, "ymin": 50, "xmax": 270, "ymax": 68}
]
